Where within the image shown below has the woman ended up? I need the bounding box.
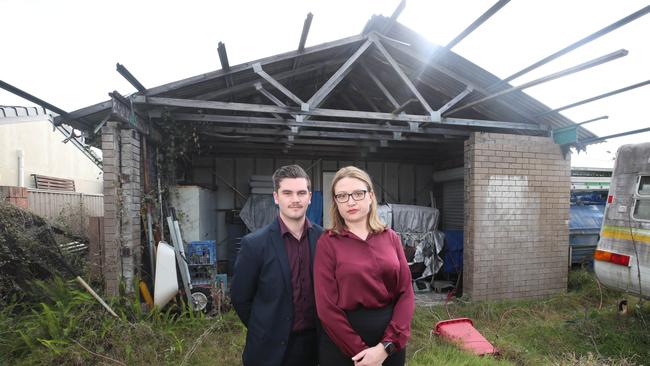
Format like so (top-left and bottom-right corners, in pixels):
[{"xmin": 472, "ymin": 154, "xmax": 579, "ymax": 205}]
[{"xmin": 314, "ymin": 166, "xmax": 414, "ymax": 366}]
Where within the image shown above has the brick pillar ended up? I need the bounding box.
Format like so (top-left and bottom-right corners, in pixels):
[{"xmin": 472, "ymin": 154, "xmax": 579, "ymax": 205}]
[
  {"xmin": 0, "ymin": 186, "xmax": 29, "ymax": 209},
  {"xmin": 464, "ymin": 132, "xmax": 570, "ymax": 301},
  {"xmin": 101, "ymin": 123, "xmax": 143, "ymax": 295},
  {"xmin": 102, "ymin": 122, "xmax": 122, "ymax": 296},
  {"xmin": 119, "ymin": 128, "xmax": 141, "ymax": 290}
]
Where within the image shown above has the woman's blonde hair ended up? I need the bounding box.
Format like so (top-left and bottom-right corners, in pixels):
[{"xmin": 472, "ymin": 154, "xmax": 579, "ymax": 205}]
[{"xmin": 328, "ymin": 166, "xmax": 386, "ymax": 234}]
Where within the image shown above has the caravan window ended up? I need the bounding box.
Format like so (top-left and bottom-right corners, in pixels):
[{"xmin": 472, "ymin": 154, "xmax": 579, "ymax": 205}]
[
  {"xmin": 633, "ymin": 199, "xmax": 650, "ymax": 221},
  {"xmin": 633, "ymin": 176, "xmax": 650, "ymax": 221},
  {"xmin": 638, "ymin": 176, "xmax": 650, "ymax": 196}
]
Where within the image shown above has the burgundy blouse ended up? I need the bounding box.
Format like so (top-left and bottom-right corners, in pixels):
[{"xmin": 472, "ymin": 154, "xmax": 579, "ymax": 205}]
[{"xmin": 314, "ymin": 228, "xmax": 414, "ymax": 357}]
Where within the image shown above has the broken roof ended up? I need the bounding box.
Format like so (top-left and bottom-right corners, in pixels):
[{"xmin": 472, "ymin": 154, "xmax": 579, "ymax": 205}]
[{"xmin": 56, "ymin": 15, "xmax": 599, "ymax": 162}]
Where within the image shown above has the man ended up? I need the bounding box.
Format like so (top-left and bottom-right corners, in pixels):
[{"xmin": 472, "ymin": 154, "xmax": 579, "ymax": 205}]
[{"xmin": 231, "ymin": 165, "xmax": 323, "ymax": 366}]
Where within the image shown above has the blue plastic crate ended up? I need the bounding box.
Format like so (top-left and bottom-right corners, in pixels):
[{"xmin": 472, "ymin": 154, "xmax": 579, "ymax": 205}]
[{"xmin": 187, "ymin": 240, "xmax": 217, "ymax": 265}]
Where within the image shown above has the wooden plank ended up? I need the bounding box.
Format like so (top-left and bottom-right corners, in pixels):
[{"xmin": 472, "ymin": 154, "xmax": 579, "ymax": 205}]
[{"xmin": 32, "ymin": 174, "xmax": 75, "ymax": 192}]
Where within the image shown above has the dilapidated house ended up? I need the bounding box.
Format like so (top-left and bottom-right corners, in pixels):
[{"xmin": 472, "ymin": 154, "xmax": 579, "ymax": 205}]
[{"xmin": 14, "ymin": 8, "xmax": 627, "ymax": 301}]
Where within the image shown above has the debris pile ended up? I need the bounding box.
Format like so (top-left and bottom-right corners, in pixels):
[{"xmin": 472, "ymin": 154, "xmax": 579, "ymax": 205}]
[{"xmin": 0, "ymin": 202, "xmax": 84, "ymax": 304}]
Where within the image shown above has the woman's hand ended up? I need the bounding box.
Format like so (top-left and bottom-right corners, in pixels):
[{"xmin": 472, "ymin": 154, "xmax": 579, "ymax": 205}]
[{"xmin": 351, "ymin": 344, "xmax": 388, "ymax": 366}]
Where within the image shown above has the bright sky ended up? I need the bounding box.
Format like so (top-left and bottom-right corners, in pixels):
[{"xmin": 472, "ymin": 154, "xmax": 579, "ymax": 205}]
[{"xmin": 2, "ymin": 0, "xmax": 648, "ymax": 168}]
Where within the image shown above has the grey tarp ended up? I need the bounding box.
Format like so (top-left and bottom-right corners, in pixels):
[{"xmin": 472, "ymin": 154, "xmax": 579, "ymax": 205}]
[
  {"xmin": 378, "ymin": 204, "xmax": 445, "ymax": 278},
  {"xmin": 240, "ymin": 194, "xmax": 277, "ymax": 232}
]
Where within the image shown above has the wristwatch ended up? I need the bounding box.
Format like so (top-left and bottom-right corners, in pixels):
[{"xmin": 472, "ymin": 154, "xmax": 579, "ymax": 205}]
[{"xmin": 381, "ymin": 341, "xmax": 396, "ymax": 356}]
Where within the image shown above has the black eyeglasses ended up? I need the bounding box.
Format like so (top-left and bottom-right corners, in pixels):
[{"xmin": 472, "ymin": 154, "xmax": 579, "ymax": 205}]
[{"xmin": 334, "ymin": 190, "xmax": 368, "ymax": 203}]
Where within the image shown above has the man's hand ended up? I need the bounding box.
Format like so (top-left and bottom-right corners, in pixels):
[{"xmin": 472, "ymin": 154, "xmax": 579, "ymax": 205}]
[{"xmin": 351, "ymin": 344, "xmax": 388, "ymax": 366}]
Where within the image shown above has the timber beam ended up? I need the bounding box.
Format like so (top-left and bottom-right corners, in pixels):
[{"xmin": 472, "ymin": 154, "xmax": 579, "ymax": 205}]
[
  {"xmin": 109, "ymin": 92, "xmax": 162, "ymax": 142},
  {"xmin": 196, "ymin": 125, "xmax": 463, "ymax": 143},
  {"xmin": 116, "ymin": 63, "xmax": 146, "ymax": 92},
  {"xmin": 169, "ymin": 113, "xmax": 471, "ymax": 137},
  {"xmin": 136, "ymin": 96, "xmax": 544, "ymax": 132}
]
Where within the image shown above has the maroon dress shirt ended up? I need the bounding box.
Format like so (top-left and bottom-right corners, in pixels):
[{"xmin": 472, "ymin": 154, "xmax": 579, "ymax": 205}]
[
  {"xmin": 314, "ymin": 228, "xmax": 414, "ymax": 357},
  {"xmin": 278, "ymin": 217, "xmax": 315, "ymax": 332}
]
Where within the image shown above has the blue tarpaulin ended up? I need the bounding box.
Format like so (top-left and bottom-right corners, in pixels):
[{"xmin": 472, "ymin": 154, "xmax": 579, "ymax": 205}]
[
  {"xmin": 569, "ymin": 205, "xmax": 604, "ymax": 231},
  {"xmin": 569, "ymin": 204, "xmax": 604, "ymax": 265},
  {"xmin": 307, "ymin": 191, "xmax": 323, "ymax": 226}
]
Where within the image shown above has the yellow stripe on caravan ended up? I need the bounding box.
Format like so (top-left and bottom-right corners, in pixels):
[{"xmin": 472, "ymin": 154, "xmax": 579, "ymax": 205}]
[{"xmin": 601, "ymin": 225, "xmax": 650, "ymax": 244}]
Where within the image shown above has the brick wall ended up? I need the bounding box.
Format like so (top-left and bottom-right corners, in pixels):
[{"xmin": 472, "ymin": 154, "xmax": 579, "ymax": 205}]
[
  {"xmin": 464, "ymin": 132, "xmax": 570, "ymax": 300},
  {"xmin": 0, "ymin": 186, "xmax": 28, "ymax": 209}
]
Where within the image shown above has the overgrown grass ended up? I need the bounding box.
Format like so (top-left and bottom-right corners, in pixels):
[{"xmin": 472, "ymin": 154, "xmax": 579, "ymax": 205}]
[{"xmin": 1, "ymin": 270, "xmax": 648, "ymax": 365}]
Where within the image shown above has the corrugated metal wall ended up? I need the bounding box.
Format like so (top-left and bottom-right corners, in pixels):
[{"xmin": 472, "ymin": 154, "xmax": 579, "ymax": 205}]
[
  {"xmin": 442, "ymin": 180, "xmax": 464, "ymax": 229},
  {"xmin": 189, "ymin": 157, "xmax": 434, "ymax": 209},
  {"xmin": 28, "ymin": 189, "xmax": 103, "ymax": 234},
  {"xmin": 187, "ymin": 157, "xmax": 435, "ymax": 257}
]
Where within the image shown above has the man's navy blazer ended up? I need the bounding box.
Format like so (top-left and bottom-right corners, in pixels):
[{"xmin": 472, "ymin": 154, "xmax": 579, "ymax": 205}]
[{"xmin": 231, "ymin": 218, "xmax": 324, "ymax": 366}]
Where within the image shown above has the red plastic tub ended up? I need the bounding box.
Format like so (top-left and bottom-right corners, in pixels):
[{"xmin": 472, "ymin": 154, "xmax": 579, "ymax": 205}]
[{"xmin": 434, "ymin": 318, "xmax": 497, "ymax": 356}]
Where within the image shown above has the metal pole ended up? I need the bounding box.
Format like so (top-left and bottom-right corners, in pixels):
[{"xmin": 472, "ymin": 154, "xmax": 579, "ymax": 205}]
[
  {"xmin": 502, "ymin": 5, "xmax": 650, "ymax": 84},
  {"xmin": 445, "ymin": 49, "xmax": 628, "ymax": 116}
]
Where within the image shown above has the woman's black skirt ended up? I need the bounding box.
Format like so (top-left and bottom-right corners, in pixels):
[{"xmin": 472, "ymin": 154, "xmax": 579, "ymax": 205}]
[{"xmin": 318, "ymin": 304, "xmax": 406, "ymax": 366}]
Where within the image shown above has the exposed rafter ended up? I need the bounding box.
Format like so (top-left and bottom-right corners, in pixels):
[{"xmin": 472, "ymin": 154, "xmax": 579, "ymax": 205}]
[
  {"xmin": 169, "ymin": 113, "xmax": 472, "ymax": 137},
  {"xmin": 253, "ymin": 63, "xmax": 306, "ymax": 109},
  {"xmin": 306, "ymin": 38, "xmax": 373, "ymax": 109},
  {"xmin": 144, "ymin": 34, "xmax": 367, "ymax": 96},
  {"xmin": 360, "ymin": 61, "xmax": 400, "ymax": 109},
  {"xmin": 197, "ymin": 125, "xmax": 461, "ymax": 143},
  {"xmin": 298, "ymin": 12, "xmax": 313, "ymax": 52},
  {"xmin": 370, "ymin": 33, "xmax": 437, "ymax": 121},
  {"xmin": 116, "ymin": 63, "xmax": 146, "ymax": 92},
  {"xmin": 501, "ymin": 4, "xmax": 650, "ymax": 84},
  {"xmin": 445, "ymin": 49, "xmax": 629, "ymax": 116},
  {"xmin": 445, "ymin": 0, "xmax": 511, "ymax": 50},
  {"xmin": 137, "ymin": 96, "xmax": 544, "ymax": 132},
  {"xmin": 535, "ymin": 79, "xmax": 650, "ymax": 117}
]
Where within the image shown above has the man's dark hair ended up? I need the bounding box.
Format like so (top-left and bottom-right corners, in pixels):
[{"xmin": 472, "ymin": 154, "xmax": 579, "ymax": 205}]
[{"xmin": 272, "ymin": 165, "xmax": 311, "ymax": 192}]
